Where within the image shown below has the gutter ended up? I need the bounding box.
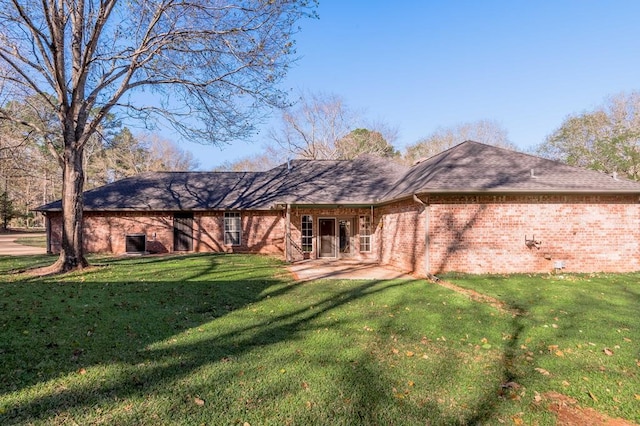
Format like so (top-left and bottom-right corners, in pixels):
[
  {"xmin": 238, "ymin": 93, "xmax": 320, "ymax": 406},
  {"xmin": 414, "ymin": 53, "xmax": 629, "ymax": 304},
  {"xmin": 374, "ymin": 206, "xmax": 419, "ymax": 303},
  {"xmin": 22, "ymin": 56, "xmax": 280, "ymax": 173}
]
[{"xmin": 376, "ymin": 189, "xmax": 640, "ymax": 208}]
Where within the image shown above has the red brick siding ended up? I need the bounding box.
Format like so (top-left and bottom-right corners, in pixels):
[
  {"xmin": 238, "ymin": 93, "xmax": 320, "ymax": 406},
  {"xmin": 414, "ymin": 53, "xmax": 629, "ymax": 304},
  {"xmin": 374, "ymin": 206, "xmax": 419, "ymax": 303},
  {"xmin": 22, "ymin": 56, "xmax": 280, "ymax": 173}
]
[
  {"xmin": 47, "ymin": 211, "xmax": 285, "ymax": 255},
  {"xmin": 376, "ymin": 200, "xmax": 427, "ymax": 275},
  {"xmin": 45, "ymin": 193, "xmax": 640, "ymax": 275},
  {"xmin": 195, "ymin": 211, "xmax": 285, "ymax": 254},
  {"xmin": 47, "ymin": 212, "xmax": 174, "ymax": 254},
  {"xmin": 427, "ymin": 194, "xmax": 640, "ymax": 274}
]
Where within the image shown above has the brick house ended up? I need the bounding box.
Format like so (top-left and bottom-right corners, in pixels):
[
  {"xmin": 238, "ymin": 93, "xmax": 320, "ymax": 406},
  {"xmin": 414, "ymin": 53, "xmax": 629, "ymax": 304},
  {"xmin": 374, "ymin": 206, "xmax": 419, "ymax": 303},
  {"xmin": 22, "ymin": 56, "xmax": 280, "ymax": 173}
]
[{"xmin": 36, "ymin": 141, "xmax": 640, "ymax": 275}]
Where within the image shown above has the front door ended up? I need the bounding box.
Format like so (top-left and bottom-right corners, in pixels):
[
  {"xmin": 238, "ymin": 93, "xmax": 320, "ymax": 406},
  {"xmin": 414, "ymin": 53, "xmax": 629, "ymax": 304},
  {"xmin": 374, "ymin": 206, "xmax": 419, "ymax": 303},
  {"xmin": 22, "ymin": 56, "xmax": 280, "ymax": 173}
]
[
  {"xmin": 173, "ymin": 213, "xmax": 193, "ymax": 251},
  {"xmin": 319, "ymin": 218, "xmax": 336, "ymax": 258}
]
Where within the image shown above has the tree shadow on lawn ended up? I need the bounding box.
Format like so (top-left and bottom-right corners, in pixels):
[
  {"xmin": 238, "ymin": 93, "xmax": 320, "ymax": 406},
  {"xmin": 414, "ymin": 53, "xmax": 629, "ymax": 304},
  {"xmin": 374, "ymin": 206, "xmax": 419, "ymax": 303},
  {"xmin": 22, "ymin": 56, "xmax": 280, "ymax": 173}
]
[{"xmin": 1, "ymin": 257, "xmax": 529, "ymax": 424}]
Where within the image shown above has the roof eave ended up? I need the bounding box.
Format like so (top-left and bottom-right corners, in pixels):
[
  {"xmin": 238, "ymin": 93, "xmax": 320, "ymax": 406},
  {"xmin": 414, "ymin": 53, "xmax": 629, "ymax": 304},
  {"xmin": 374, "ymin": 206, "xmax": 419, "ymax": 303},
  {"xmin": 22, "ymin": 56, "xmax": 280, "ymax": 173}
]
[{"xmin": 378, "ymin": 188, "xmax": 640, "ymax": 206}]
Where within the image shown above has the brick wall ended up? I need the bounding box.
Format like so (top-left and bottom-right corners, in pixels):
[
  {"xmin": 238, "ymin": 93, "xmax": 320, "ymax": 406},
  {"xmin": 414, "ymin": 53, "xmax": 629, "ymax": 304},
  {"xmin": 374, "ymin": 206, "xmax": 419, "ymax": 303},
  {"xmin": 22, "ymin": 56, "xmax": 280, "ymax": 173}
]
[
  {"xmin": 376, "ymin": 194, "xmax": 640, "ymax": 275},
  {"xmin": 46, "ymin": 193, "xmax": 640, "ymax": 275},
  {"xmin": 195, "ymin": 211, "xmax": 285, "ymax": 254},
  {"xmin": 46, "ymin": 212, "xmax": 175, "ymax": 254},
  {"xmin": 47, "ymin": 210, "xmax": 285, "ymax": 255},
  {"xmin": 376, "ymin": 200, "xmax": 427, "ymax": 275}
]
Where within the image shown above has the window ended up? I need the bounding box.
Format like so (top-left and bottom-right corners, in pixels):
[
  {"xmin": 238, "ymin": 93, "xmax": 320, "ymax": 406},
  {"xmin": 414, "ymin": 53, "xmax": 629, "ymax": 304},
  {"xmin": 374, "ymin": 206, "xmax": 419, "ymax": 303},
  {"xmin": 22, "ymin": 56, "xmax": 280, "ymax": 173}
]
[
  {"xmin": 359, "ymin": 215, "xmax": 372, "ymax": 252},
  {"xmin": 224, "ymin": 212, "xmax": 241, "ymax": 245},
  {"xmin": 301, "ymin": 215, "xmax": 313, "ymax": 253}
]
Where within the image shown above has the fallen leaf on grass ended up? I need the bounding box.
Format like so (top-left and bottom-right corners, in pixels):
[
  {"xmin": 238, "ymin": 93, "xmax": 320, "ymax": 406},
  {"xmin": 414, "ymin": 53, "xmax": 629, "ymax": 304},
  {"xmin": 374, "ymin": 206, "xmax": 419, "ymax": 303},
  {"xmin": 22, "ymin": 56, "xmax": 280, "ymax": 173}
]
[
  {"xmin": 194, "ymin": 397, "xmax": 205, "ymax": 406},
  {"xmin": 634, "ymin": 394, "xmax": 640, "ymax": 401},
  {"xmin": 587, "ymin": 391, "xmax": 598, "ymax": 402},
  {"xmin": 555, "ymin": 350, "xmax": 564, "ymax": 357},
  {"xmin": 603, "ymin": 348, "xmax": 614, "ymax": 356},
  {"xmin": 78, "ymin": 368, "xmax": 87, "ymax": 375},
  {"xmin": 406, "ymin": 351, "xmax": 414, "ymax": 357},
  {"xmin": 535, "ymin": 367, "xmax": 551, "ymax": 376}
]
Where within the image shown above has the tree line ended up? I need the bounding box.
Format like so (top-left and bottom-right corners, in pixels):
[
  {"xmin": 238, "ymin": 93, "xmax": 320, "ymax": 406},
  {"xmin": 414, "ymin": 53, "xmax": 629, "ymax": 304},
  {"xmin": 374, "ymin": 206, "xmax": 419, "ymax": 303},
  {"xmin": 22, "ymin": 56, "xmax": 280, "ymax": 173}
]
[
  {"xmin": 0, "ymin": 100, "xmax": 197, "ymax": 229},
  {"xmin": 218, "ymin": 90, "xmax": 640, "ymax": 179}
]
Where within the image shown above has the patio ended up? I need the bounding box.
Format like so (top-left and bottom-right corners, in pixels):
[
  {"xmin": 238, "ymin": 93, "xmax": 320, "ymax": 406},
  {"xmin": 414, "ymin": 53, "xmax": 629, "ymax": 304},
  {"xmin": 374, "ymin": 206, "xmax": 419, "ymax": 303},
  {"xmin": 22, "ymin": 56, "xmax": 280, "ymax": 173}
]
[{"xmin": 287, "ymin": 259, "xmax": 416, "ymax": 281}]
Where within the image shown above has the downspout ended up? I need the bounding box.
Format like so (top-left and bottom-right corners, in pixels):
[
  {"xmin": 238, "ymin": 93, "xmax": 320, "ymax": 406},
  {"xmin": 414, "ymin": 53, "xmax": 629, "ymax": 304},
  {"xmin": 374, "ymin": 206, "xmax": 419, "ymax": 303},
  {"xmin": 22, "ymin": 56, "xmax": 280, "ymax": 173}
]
[
  {"xmin": 285, "ymin": 203, "xmax": 291, "ymax": 262},
  {"xmin": 413, "ymin": 194, "xmax": 430, "ymax": 277}
]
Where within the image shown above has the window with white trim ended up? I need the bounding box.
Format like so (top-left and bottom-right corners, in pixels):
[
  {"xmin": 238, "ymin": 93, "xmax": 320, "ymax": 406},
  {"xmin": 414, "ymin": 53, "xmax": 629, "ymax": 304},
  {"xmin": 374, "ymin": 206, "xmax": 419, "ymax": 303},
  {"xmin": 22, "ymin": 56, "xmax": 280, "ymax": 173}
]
[
  {"xmin": 359, "ymin": 215, "xmax": 372, "ymax": 252},
  {"xmin": 224, "ymin": 212, "xmax": 241, "ymax": 245},
  {"xmin": 301, "ymin": 215, "xmax": 313, "ymax": 253}
]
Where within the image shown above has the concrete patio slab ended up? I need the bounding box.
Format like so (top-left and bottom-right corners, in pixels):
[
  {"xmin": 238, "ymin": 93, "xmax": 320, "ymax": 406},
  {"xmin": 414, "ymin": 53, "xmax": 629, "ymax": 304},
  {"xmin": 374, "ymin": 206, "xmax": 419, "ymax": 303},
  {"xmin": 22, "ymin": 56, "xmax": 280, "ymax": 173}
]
[{"xmin": 287, "ymin": 259, "xmax": 416, "ymax": 281}]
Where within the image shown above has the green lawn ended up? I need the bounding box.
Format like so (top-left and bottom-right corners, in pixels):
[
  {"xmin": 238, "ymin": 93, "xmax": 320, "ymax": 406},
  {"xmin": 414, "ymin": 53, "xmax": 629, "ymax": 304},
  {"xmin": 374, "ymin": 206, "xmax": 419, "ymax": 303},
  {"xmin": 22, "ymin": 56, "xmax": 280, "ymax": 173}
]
[
  {"xmin": 0, "ymin": 254, "xmax": 638, "ymax": 425},
  {"xmin": 14, "ymin": 235, "xmax": 47, "ymax": 248}
]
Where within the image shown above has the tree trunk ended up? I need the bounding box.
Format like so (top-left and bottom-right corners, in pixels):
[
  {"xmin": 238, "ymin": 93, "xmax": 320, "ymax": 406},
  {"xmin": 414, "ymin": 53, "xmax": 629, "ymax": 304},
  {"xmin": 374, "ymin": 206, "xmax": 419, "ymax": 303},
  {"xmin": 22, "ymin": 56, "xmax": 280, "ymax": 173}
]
[{"xmin": 54, "ymin": 142, "xmax": 89, "ymax": 272}]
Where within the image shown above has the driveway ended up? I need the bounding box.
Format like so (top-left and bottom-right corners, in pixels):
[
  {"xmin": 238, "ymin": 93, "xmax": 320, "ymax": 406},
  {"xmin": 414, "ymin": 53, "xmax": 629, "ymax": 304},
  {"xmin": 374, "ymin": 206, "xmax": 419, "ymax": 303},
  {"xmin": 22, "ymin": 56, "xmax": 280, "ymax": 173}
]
[
  {"xmin": 0, "ymin": 233, "xmax": 47, "ymax": 255},
  {"xmin": 287, "ymin": 259, "xmax": 416, "ymax": 281}
]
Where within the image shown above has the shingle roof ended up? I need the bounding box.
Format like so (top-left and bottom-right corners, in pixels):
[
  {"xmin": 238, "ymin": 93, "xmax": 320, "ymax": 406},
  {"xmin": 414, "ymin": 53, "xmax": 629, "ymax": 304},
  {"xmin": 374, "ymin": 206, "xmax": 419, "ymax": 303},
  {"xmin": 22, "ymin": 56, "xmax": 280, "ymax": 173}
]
[
  {"xmin": 36, "ymin": 154, "xmax": 408, "ymax": 211},
  {"xmin": 36, "ymin": 141, "xmax": 640, "ymax": 212},
  {"xmin": 384, "ymin": 140, "xmax": 640, "ymax": 200}
]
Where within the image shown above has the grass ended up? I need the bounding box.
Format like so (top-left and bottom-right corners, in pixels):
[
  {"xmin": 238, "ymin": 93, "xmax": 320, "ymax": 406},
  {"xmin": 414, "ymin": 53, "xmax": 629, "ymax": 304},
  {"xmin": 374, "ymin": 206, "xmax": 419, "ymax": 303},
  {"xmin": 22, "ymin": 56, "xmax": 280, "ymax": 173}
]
[
  {"xmin": 14, "ymin": 236, "xmax": 47, "ymax": 248},
  {"xmin": 443, "ymin": 272, "xmax": 640, "ymax": 422},
  {"xmin": 0, "ymin": 254, "xmax": 638, "ymax": 425}
]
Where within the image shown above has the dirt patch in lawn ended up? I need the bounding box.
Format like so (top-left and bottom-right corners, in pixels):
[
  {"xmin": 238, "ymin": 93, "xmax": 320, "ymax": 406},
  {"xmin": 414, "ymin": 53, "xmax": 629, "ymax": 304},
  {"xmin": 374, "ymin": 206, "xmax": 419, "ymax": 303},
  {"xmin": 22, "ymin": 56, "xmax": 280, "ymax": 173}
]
[
  {"xmin": 430, "ymin": 278, "xmax": 522, "ymax": 316},
  {"xmin": 542, "ymin": 392, "xmax": 638, "ymax": 426}
]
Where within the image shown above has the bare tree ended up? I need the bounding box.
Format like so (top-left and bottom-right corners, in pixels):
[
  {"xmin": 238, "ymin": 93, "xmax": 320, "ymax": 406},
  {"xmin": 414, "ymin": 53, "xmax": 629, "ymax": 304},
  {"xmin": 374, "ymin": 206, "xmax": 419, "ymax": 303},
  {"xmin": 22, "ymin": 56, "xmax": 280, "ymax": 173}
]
[
  {"xmin": 0, "ymin": 97, "xmax": 60, "ymax": 228},
  {"xmin": 269, "ymin": 91, "xmax": 354, "ymax": 159},
  {"xmin": 404, "ymin": 119, "xmax": 514, "ymax": 164},
  {"xmin": 141, "ymin": 134, "xmax": 200, "ymax": 172},
  {"xmin": 538, "ymin": 91, "xmax": 640, "ymax": 180},
  {"xmin": 0, "ymin": 0, "xmax": 316, "ymax": 272},
  {"xmin": 335, "ymin": 128, "xmax": 399, "ymax": 160},
  {"xmin": 214, "ymin": 152, "xmax": 281, "ymax": 172},
  {"xmin": 268, "ymin": 90, "xmax": 400, "ymax": 161}
]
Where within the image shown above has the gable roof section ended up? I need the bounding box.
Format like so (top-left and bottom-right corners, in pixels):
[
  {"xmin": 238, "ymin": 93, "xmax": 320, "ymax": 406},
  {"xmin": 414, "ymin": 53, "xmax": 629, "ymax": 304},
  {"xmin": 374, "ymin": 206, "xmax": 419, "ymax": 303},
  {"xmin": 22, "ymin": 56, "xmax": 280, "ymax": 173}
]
[
  {"xmin": 384, "ymin": 141, "xmax": 640, "ymax": 201},
  {"xmin": 36, "ymin": 141, "xmax": 640, "ymax": 212},
  {"xmin": 36, "ymin": 155, "xmax": 408, "ymax": 212}
]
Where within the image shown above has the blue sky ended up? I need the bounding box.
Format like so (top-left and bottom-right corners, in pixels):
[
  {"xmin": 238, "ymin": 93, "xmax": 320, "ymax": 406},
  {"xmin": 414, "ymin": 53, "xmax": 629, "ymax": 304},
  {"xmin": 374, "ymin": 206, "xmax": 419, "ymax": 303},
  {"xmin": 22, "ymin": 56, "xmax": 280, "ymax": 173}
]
[{"xmin": 187, "ymin": 1, "xmax": 640, "ymax": 170}]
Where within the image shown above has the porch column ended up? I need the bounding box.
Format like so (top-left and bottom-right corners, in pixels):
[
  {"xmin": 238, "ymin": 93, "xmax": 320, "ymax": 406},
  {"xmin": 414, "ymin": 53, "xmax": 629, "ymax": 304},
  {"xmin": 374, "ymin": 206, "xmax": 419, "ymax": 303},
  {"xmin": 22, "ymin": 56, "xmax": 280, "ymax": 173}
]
[{"xmin": 45, "ymin": 214, "xmax": 52, "ymax": 254}]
